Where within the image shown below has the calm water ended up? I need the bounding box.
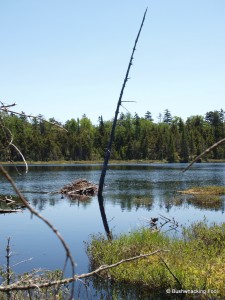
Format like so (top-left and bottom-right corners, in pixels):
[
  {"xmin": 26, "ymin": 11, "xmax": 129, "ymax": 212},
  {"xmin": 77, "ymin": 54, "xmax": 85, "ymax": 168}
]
[{"xmin": 0, "ymin": 163, "xmax": 225, "ymax": 299}]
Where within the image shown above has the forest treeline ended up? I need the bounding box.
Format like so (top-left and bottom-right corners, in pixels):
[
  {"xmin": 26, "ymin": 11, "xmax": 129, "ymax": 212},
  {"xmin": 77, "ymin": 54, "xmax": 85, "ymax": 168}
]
[{"xmin": 0, "ymin": 109, "xmax": 225, "ymax": 163}]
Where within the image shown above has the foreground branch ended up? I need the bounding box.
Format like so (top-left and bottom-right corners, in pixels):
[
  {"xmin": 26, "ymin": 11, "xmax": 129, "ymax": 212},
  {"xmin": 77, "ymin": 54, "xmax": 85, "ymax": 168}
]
[
  {"xmin": 0, "ymin": 102, "xmax": 67, "ymax": 132},
  {"xmin": 0, "ymin": 165, "xmax": 76, "ymax": 297},
  {"xmin": 0, "ymin": 249, "xmax": 166, "ymax": 292}
]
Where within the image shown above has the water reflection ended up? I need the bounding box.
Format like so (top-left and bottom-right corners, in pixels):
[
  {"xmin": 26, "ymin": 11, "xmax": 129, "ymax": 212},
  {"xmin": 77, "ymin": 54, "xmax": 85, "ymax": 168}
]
[
  {"xmin": 109, "ymin": 193, "xmax": 154, "ymax": 211},
  {"xmin": 1, "ymin": 163, "xmax": 225, "ymax": 299},
  {"xmin": 2, "ymin": 163, "xmax": 225, "ymax": 215},
  {"xmin": 98, "ymin": 195, "xmax": 112, "ymax": 239},
  {"xmin": 90, "ymin": 276, "xmax": 185, "ymax": 300},
  {"xmin": 31, "ymin": 194, "xmax": 93, "ymax": 211}
]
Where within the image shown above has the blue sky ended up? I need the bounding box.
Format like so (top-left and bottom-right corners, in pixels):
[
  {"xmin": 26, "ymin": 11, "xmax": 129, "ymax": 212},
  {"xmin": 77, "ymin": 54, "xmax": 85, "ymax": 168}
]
[{"xmin": 1, "ymin": 1, "xmax": 225, "ymax": 124}]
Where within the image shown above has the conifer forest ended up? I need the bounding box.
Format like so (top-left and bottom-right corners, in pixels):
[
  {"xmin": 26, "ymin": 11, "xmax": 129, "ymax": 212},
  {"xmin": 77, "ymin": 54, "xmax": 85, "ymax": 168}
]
[{"xmin": 1, "ymin": 109, "xmax": 225, "ymax": 163}]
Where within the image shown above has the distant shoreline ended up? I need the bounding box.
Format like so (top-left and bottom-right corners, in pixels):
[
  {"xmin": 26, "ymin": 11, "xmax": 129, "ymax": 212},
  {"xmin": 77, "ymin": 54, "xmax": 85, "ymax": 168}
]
[{"xmin": 1, "ymin": 159, "xmax": 225, "ymax": 165}]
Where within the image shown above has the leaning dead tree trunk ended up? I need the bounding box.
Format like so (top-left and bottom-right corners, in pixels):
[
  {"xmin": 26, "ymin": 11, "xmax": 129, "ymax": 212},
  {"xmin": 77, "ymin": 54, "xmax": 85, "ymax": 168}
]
[
  {"xmin": 98, "ymin": 8, "xmax": 148, "ymax": 197},
  {"xmin": 183, "ymin": 137, "xmax": 225, "ymax": 172}
]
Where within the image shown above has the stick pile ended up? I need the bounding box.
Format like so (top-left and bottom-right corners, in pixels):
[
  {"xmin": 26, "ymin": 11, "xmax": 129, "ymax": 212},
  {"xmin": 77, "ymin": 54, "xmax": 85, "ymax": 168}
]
[{"xmin": 60, "ymin": 179, "xmax": 98, "ymax": 199}]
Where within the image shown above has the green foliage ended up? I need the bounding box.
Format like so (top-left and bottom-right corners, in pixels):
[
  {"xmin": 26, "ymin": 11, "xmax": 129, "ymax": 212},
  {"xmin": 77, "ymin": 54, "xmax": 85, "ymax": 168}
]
[
  {"xmin": 180, "ymin": 186, "xmax": 225, "ymax": 210},
  {"xmin": 181, "ymin": 186, "xmax": 225, "ymax": 195},
  {"xmin": 88, "ymin": 222, "xmax": 225, "ymax": 298},
  {"xmin": 0, "ymin": 109, "xmax": 225, "ymax": 162}
]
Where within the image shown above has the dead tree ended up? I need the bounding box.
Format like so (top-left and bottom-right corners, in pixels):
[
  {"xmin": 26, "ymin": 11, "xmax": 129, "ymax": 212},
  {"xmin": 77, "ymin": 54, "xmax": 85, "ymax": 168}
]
[
  {"xmin": 183, "ymin": 137, "xmax": 225, "ymax": 172},
  {"xmin": 98, "ymin": 8, "xmax": 148, "ymax": 197}
]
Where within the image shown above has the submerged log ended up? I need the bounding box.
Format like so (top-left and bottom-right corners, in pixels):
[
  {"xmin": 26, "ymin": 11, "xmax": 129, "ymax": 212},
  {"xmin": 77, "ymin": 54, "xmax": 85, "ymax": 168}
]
[
  {"xmin": 59, "ymin": 179, "xmax": 98, "ymax": 199},
  {"xmin": 0, "ymin": 209, "xmax": 22, "ymax": 214}
]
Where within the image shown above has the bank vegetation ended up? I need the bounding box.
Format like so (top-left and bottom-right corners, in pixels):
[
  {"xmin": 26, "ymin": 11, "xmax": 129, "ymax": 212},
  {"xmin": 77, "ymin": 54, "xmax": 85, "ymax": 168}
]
[{"xmin": 88, "ymin": 222, "xmax": 225, "ymax": 299}]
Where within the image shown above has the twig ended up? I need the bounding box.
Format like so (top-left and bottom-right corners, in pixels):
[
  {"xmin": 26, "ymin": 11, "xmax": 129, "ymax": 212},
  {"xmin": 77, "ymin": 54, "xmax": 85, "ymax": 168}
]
[
  {"xmin": 160, "ymin": 256, "xmax": 182, "ymax": 289},
  {"xmin": 11, "ymin": 258, "xmax": 33, "ymax": 269},
  {"xmin": 0, "ymin": 120, "xmax": 28, "ymax": 173},
  {"xmin": 6, "ymin": 237, "xmax": 11, "ymax": 300},
  {"xmin": 0, "ymin": 103, "xmax": 67, "ymax": 132},
  {"xmin": 6, "ymin": 238, "xmax": 11, "ymax": 286}
]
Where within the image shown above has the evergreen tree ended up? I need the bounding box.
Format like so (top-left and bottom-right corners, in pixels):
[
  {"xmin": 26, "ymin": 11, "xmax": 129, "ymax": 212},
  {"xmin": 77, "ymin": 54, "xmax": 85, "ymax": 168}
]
[
  {"xmin": 145, "ymin": 111, "xmax": 153, "ymax": 121},
  {"xmin": 163, "ymin": 109, "xmax": 172, "ymax": 124}
]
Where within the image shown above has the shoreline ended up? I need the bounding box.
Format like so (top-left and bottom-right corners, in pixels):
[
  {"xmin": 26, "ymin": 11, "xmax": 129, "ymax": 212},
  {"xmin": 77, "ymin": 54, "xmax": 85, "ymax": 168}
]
[{"xmin": 1, "ymin": 159, "xmax": 225, "ymax": 165}]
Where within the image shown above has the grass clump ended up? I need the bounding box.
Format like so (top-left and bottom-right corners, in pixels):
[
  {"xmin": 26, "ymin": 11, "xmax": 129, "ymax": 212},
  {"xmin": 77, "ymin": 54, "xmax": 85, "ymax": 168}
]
[
  {"xmin": 88, "ymin": 222, "xmax": 225, "ymax": 298},
  {"xmin": 179, "ymin": 186, "xmax": 225, "ymax": 210},
  {"xmin": 181, "ymin": 186, "xmax": 225, "ymax": 195}
]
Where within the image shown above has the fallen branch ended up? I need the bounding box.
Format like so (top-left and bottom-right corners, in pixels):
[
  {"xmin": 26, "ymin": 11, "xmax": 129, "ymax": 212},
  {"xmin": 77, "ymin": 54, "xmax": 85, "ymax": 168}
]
[
  {"xmin": 0, "ymin": 249, "xmax": 167, "ymax": 292},
  {"xmin": 0, "ymin": 196, "xmax": 15, "ymax": 205},
  {"xmin": 0, "ymin": 209, "xmax": 22, "ymax": 214}
]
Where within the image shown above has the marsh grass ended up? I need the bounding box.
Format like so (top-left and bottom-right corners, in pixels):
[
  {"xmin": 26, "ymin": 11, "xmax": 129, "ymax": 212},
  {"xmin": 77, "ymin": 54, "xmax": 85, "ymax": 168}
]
[
  {"xmin": 88, "ymin": 222, "xmax": 225, "ymax": 298},
  {"xmin": 180, "ymin": 186, "xmax": 225, "ymax": 195},
  {"xmin": 178, "ymin": 186, "xmax": 225, "ymax": 210}
]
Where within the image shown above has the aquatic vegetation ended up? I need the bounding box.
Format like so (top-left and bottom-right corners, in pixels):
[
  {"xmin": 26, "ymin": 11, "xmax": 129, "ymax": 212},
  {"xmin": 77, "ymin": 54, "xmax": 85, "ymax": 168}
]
[
  {"xmin": 88, "ymin": 222, "xmax": 225, "ymax": 298},
  {"xmin": 180, "ymin": 186, "xmax": 225, "ymax": 195},
  {"xmin": 178, "ymin": 186, "xmax": 225, "ymax": 210}
]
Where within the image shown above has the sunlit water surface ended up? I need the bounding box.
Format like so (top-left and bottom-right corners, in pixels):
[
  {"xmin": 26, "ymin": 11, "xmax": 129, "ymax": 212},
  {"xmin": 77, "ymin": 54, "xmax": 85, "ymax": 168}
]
[{"xmin": 0, "ymin": 163, "xmax": 225, "ymax": 299}]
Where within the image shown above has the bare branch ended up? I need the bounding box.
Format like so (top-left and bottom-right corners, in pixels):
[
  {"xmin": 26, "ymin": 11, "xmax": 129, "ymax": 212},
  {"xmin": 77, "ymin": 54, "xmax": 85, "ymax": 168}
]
[
  {"xmin": 0, "ymin": 165, "xmax": 76, "ymax": 297},
  {"xmin": 160, "ymin": 256, "xmax": 182, "ymax": 289},
  {"xmin": 0, "ymin": 102, "xmax": 16, "ymax": 109},
  {"xmin": 0, "ymin": 249, "xmax": 167, "ymax": 292},
  {"xmin": 0, "ymin": 103, "xmax": 67, "ymax": 132},
  {"xmin": 183, "ymin": 137, "xmax": 225, "ymax": 172},
  {"xmin": 9, "ymin": 143, "xmax": 28, "ymax": 174}
]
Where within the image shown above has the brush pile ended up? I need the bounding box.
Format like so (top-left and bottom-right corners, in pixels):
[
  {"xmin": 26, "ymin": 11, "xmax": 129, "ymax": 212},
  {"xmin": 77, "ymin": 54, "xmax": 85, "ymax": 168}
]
[{"xmin": 60, "ymin": 179, "xmax": 98, "ymax": 199}]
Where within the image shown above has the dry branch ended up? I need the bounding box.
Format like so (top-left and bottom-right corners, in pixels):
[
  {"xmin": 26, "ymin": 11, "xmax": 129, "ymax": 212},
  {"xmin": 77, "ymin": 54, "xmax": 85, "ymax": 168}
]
[
  {"xmin": 0, "ymin": 115, "xmax": 28, "ymax": 173},
  {"xmin": 160, "ymin": 256, "xmax": 182, "ymax": 289},
  {"xmin": 0, "ymin": 165, "xmax": 76, "ymax": 297},
  {"xmin": 0, "ymin": 209, "xmax": 22, "ymax": 214},
  {"xmin": 0, "ymin": 102, "xmax": 67, "ymax": 132},
  {"xmin": 0, "ymin": 249, "xmax": 166, "ymax": 292},
  {"xmin": 183, "ymin": 137, "xmax": 225, "ymax": 172}
]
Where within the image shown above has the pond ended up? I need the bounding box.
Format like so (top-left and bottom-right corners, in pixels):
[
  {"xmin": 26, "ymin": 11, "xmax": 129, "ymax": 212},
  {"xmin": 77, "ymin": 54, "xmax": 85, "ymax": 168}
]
[{"xmin": 0, "ymin": 163, "xmax": 225, "ymax": 299}]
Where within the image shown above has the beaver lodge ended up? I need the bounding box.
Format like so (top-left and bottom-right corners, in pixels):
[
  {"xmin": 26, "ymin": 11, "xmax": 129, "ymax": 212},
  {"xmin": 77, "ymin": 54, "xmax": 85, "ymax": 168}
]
[{"xmin": 59, "ymin": 179, "xmax": 98, "ymax": 200}]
